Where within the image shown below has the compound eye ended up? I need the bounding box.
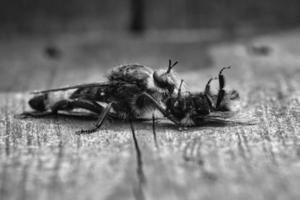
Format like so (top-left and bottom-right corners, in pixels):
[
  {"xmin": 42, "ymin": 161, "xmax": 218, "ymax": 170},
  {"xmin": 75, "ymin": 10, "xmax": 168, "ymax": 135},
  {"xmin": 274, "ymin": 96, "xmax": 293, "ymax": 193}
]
[
  {"xmin": 153, "ymin": 70, "xmax": 175, "ymax": 92},
  {"xmin": 153, "ymin": 71, "xmax": 163, "ymax": 83}
]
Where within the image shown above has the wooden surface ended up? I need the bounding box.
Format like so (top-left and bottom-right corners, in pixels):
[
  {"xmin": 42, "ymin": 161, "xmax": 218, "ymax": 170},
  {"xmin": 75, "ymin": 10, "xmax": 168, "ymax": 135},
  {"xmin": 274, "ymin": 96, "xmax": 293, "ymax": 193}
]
[{"xmin": 0, "ymin": 30, "xmax": 300, "ymax": 200}]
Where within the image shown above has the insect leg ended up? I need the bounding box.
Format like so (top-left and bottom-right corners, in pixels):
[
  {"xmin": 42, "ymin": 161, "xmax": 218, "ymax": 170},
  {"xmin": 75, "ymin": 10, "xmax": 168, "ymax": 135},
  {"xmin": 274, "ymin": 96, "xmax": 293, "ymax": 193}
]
[
  {"xmin": 204, "ymin": 77, "xmax": 217, "ymax": 96},
  {"xmin": 203, "ymin": 77, "xmax": 217, "ymax": 110},
  {"xmin": 216, "ymin": 66, "xmax": 231, "ymax": 108},
  {"xmin": 76, "ymin": 102, "xmax": 113, "ymax": 134},
  {"xmin": 142, "ymin": 92, "xmax": 181, "ymax": 127}
]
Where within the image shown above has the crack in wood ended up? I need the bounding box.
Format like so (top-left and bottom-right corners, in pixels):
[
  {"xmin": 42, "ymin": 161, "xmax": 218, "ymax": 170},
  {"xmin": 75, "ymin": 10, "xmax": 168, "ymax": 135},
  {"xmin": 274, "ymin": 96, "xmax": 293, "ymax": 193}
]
[
  {"xmin": 129, "ymin": 119, "xmax": 146, "ymax": 200},
  {"xmin": 152, "ymin": 114, "xmax": 159, "ymax": 150}
]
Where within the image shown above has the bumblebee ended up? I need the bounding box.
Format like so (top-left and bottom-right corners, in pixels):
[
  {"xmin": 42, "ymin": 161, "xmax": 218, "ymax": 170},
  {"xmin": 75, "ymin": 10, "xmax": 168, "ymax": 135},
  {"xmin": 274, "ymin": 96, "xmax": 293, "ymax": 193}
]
[{"xmin": 143, "ymin": 66, "xmax": 241, "ymax": 127}]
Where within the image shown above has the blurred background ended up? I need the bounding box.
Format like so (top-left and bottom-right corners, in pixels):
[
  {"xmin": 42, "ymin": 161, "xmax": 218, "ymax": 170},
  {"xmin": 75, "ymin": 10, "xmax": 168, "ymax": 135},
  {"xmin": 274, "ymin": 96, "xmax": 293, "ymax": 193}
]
[
  {"xmin": 1, "ymin": 0, "xmax": 300, "ymax": 34},
  {"xmin": 0, "ymin": 0, "xmax": 300, "ymax": 91}
]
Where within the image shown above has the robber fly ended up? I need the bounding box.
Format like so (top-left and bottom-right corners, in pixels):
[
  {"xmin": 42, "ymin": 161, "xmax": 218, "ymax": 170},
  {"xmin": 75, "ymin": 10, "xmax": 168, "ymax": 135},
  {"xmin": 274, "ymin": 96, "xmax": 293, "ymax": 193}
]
[
  {"xmin": 18, "ymin": 60, "xmax": 183, "ymax": 133},
  {"xmin": 143, "ymin": 66, "xmax": 241, "ymax": 127}
]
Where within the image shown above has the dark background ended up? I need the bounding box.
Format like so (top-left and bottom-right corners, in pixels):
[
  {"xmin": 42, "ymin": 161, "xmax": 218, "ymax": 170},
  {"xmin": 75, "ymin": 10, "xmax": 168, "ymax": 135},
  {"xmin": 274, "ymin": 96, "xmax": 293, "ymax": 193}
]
[{"xmin": 1, "ymin": 0, "xmax": 300, "ymax": 34}]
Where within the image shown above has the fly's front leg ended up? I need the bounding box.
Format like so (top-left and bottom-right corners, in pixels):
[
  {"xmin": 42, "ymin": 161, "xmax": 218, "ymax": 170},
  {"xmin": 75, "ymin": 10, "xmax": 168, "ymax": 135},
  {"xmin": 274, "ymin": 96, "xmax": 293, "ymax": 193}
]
[
  {"xmin": 76, "ymin": 102, "xmax": 113, "ymax": 134},
  {"xmin": 142, "ymin": 92, "xmax": 182, "ymax": 128}
]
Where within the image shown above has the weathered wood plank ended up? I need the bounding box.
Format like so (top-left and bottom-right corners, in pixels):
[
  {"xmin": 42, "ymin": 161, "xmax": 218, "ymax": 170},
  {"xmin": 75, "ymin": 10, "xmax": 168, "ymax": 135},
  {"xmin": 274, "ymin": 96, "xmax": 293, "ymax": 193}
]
[{"xmin": 0, "ymin": 31, "xmax": 300, "ymax": 200}]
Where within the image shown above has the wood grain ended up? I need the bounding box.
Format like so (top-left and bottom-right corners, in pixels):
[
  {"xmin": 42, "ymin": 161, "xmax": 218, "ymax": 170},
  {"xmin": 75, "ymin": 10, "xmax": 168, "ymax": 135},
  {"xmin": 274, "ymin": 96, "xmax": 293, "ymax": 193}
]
[{"xmin": 0, "ymin": 30, "xmax": 300, "ymax": 200}]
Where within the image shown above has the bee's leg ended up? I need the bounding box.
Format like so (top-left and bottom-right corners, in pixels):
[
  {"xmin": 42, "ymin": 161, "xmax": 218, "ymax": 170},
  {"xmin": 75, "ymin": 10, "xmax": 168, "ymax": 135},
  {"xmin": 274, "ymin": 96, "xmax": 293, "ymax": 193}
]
[
  {"xmin": 76, "ymin": 102, "xmax": 113, "ymax": 134},
  {"xmin": 142, "ymin": 92, "xmax": 181, "ymax": 127},
  {"xmin": 216, "ymin": 66, "xmax": 231, "ymax": 108},
  {"xmin": 204, "ymin": 77, "xmax": 217, "ymax": 96},
  {"xmin": 204, "ymin": 77, "xmax": 217, "ymax": 109}
]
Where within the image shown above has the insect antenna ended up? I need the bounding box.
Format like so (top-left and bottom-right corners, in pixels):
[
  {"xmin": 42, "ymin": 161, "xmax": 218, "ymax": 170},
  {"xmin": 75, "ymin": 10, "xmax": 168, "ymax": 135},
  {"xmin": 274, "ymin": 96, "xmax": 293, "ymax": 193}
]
[{"xmin": 166, "ymin": 59, "xmax": 178, "ymax": 73}]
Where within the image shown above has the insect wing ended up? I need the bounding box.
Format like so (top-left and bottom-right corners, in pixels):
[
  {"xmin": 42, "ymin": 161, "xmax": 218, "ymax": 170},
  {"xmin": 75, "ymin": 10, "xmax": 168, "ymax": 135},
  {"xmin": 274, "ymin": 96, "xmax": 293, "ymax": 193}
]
[
  {"xmin": 195, "ymin": 110, "xmax": 257, "ymax": 125},
  {"xmin": 31, "ymin": 82, "xmax": 109, "ymax": 94},
  {"xmin": 57, "ymin": 111, "xmax": 99, "ymax": 119}
]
